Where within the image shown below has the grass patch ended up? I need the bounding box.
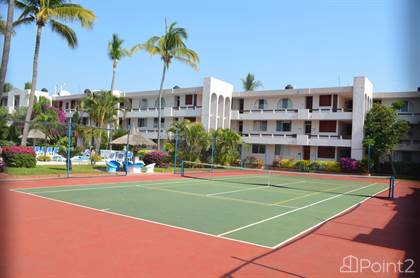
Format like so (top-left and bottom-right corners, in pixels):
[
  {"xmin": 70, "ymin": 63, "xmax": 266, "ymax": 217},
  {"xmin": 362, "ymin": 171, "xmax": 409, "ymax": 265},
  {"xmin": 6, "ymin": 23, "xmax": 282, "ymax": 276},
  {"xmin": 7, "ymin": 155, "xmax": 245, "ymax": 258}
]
[{"xmin": 5, "ymin": 165, "xmax": 107, "ymax": 175}]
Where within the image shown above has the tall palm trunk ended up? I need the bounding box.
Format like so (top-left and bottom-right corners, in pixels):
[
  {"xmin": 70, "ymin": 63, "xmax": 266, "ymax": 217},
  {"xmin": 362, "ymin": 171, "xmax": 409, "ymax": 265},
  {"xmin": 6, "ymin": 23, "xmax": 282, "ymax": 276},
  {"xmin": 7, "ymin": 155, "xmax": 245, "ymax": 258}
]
[
  {"xmin": 157, "ymin": 64, "xmax": 167, "ymax": 151},
  {"xmin": 0, "ymin": 0, "xmax": 15, "ymax": 98},
  {"xmin": 110, "ymin": 60, "xmax": 117, "ymax": 92},
  {"xmin": 95, "ymin": 118, "xmax": 103, "ymax": 153},
  {"xmin": 22, "ymin": 25, "xmax": 43, "ymax": 146}
]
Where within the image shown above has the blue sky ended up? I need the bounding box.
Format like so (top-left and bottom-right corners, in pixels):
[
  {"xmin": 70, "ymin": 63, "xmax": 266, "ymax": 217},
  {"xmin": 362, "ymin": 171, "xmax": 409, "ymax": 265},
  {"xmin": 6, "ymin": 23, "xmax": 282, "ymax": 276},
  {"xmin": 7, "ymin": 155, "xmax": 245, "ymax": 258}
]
[{"xmin": 2, "ymin": 0, "xmax": 419, "ymax": 93}]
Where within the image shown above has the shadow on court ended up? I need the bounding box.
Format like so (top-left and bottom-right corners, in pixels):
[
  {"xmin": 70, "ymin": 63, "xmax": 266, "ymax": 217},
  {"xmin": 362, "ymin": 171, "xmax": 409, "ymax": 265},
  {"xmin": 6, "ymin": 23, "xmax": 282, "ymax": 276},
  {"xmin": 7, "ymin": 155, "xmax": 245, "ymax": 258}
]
[{"xmin": 218, "ymin": 181, "xmax": 420, "ymax": 277}]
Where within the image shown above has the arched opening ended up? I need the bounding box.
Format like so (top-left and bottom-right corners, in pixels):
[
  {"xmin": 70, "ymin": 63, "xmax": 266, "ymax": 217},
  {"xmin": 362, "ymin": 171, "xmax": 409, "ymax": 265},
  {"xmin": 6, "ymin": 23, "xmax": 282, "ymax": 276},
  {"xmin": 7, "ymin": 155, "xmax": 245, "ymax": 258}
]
[
  {"xmin": 154, "ymin": 97, "xmax": 166, "ymax": 109},
  {"xmin": 217, "ymin": 95, "xmax": 224, "ymax": 128},
  {"xmin": 210, "ymin": 93, "xmax": 217, "ymax": 129},
  {"xmin": 254, "ymin": 99, "xmax": 268, "ymax": 110},
  {"xmin": 224, "ymin": 97, "xmax": 231, "ymax": 128},
  {"xmin": 277, "ymin": 98, "xmax": 293, "ymax": 109}
]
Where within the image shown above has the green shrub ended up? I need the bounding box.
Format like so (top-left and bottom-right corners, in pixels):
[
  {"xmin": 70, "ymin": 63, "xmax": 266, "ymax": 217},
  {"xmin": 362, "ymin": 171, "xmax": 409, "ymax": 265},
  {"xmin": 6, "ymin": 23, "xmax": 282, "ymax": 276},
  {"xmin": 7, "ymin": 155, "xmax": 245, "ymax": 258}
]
[
  {"xmin": 0, "ymin": 140, "xmax": 15, "ymax": 147},
  {"xmin": 37, "ymin": 155, "xmax": 51, "ymax": 161},
  {"xmin": 90, "ymin": 154, "xmax": 102, "ymax": 162},
  {"xmin": 2, "ymin": 146, "xmax": 36, "ymax": 168},
  {"xmin": 5, "ymin": 153, "xmax": 36, "ymax": 168},
  {"xmin": 318, "ymin": 161, "xmax": 340, "ymax": 172}
]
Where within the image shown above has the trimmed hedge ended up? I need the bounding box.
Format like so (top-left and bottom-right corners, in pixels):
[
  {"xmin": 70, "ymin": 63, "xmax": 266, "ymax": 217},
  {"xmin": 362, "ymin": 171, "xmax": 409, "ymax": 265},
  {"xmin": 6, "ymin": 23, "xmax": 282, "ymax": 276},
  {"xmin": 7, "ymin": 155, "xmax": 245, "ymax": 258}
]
[
  {"xmin": 2, "ymin": 146, "xmax": 36, "ymax": 168},
  {"xmin": 37, "ymin": 155, "xmax": 51, "ymax": 161},
  {"xmin": 271, "ymin": 159, "xmax": 340, "ymax": 172}
]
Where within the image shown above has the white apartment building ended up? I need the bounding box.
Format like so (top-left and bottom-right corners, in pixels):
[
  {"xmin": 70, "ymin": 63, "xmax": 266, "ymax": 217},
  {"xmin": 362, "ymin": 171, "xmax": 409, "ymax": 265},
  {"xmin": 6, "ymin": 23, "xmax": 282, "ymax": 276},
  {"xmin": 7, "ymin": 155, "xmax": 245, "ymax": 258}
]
[{"xmin": 2, "ymin": 76, "xmax": 419, "ymax": 163}]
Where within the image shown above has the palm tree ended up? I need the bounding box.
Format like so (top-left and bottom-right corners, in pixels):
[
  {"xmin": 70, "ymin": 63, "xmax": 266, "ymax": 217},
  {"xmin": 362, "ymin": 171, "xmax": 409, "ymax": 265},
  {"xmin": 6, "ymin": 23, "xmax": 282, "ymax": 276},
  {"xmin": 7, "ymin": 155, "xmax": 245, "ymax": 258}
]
[
  {"xmin": 108, "ymin": 33, "xmax": 128, "ymax": 92},
  {"xmin": 241, "ymin": 73, "xmax": 263, "ymax": 91},
  {"xmin": 131, "ymin": 20, "xmax": 199, "ymax": 150},
  {"xmin": 0, "ymin": 0, "xmax": 15, "ymax": 99},
  {"xmin": 82, "ymin": 91, "xmax": 123, "ymax": 153},
  {"xmin": 17, "ymin": 0, "xmax": 96, "ymax": 146},
  {"xmin": 212, "ymin": 128, "xmax": 242, "ymax": 165},
  {"xmin": 167, "ymin": 119, "xmax": 209, "ymax": 162}
]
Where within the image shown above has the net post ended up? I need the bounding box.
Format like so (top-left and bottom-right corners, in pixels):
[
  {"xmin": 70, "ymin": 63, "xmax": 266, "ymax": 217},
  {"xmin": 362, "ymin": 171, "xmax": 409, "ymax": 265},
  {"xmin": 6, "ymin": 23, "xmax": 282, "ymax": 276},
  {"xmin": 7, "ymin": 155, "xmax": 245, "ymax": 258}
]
[
  {"xmin": 391, "ymin": 176, "xmax": 395, "ymax": 199},
  {"xmin": 66, "ymin": 116, "xmax": 72, "ymax": 178},
  {"xmin": 211, "ymin": 135, "xmax": 215, "ymax": 171},
  {"xmin": 173, "ymin": 129, "xmax": 178, "ymax": 174},
  {"xmin": 180, "ymin": 160, "xmax": 185, "ymax": 176},
  {"xmin": 125, "ymin": 124, "xmax": 130, "ymax": 176},
  {"xmin": 367, "ymin": 144, "xmax": 371, "ymax": 176}
]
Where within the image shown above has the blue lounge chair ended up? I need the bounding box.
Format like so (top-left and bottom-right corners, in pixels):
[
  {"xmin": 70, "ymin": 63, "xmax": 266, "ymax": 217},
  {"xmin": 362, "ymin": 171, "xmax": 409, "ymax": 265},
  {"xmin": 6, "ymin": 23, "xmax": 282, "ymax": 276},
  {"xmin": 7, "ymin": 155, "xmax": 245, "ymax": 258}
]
[{"xmin": 106, "ymin": 160, "xmax": 121, "ymax": 173}]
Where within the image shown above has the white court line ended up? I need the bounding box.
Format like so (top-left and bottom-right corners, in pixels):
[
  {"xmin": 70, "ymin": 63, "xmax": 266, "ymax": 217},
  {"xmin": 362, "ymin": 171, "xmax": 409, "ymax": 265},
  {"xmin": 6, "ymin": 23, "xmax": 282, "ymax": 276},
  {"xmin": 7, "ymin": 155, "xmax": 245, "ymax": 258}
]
[
  {"xmin": 13, "ymin": 178, "xmax": 209, "ymax": 194},
  {"xmin": 101, "ymin": 208, "xmax": 110, "ymax": 211},
  {"xmin": 206, "ymin": 181, "xmax": 305, "ymax": 197},
  {"xmin": 270, "ymin": 186, "xmax": 389, "ymax": 249},
  {"xmin": 10, "ymin": 189, "xmax": 272, "ymax": 250},
  {"xmin": 217, "ymin": 183, "xmax": 379, "ymax": 237}
]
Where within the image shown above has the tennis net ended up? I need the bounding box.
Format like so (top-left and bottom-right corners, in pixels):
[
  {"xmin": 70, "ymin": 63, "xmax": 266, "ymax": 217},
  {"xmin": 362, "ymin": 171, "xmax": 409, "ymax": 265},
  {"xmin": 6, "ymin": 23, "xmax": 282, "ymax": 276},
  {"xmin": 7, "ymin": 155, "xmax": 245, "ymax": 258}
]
[{"xmin": 180, "ymin": 160, "xmax": 394, "ymax": 197}]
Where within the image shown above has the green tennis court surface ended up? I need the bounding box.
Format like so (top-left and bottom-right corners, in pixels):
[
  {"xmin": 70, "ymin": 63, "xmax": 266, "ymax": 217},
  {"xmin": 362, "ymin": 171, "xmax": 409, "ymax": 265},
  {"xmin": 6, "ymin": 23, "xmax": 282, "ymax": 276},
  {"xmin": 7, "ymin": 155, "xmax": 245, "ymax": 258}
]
[{"xmin": 14, "ymin": 171, "xmax": 389, "ymax": 248}]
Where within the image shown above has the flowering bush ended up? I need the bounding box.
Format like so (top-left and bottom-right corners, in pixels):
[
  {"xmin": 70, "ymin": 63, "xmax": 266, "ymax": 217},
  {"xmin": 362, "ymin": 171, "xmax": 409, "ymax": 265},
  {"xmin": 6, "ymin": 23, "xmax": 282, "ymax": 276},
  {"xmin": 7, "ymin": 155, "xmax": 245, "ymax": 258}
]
[
  {"xmin": 143, "ymin": 151, "xmax": 169, "ymax": 167},
  {"xmin": 2, "ymin": 146, "xmax": 35, "ymax": 156},
  {"xmin": 2, "ymin": 146, "xmax": 36, "ymax": 168},
  {"xmin": 0, "ymin": 159, "xmax": 5, "ymax": 172},
  {"xmin": 340, "ymin": 157, "xmax": 358, "ymax": 172}
]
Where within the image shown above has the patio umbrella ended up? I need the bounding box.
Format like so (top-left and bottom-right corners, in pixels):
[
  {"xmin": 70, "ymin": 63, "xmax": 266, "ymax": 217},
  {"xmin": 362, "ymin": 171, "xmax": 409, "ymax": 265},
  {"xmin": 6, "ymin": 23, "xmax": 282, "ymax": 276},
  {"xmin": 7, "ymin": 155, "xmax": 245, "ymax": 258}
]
[
  {"xmin": 19, "ymin": 129, "xmax": 47, "ymax": 140},
  {"xmin": 111, "ymin": 129, "xmax": 157, "ymax": 147}
]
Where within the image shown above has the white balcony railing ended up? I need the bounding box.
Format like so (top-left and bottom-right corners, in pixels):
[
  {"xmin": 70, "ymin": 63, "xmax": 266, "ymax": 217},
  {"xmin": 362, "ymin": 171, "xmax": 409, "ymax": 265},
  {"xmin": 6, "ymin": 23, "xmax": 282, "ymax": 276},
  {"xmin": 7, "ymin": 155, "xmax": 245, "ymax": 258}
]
[
  {"xmin": 397, "ymin": 112, "xmax": 420, "ymax": 124},
  {"xmin": 125, "ymin": 106, "xmax": 202, "ymax": 118},
  {"xmin": 231, "ymin": 108, "xmax": 352, "ymax": 120}
]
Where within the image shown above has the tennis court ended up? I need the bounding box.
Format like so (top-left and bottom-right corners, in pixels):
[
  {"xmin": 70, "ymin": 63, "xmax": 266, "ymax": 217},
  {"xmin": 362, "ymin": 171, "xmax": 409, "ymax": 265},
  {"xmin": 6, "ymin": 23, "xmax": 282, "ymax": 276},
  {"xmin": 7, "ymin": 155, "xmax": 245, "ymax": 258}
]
[{"xmin": 11, "ymin": 162, "xmax": 391, "ymax": 248}]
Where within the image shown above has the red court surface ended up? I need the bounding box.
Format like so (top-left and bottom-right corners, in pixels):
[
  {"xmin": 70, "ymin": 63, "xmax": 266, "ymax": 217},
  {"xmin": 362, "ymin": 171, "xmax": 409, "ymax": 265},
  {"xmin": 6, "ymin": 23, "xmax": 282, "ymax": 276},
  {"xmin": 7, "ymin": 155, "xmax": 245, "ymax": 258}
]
[{"xmin": 1, "ymin": 174, "xmax": 419, "ymax": 277}]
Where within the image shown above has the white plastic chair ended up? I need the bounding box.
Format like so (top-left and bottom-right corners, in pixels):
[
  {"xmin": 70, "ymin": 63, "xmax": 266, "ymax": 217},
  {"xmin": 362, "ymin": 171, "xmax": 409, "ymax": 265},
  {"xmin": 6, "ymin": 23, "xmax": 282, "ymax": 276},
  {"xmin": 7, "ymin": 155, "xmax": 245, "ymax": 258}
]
[{"xmin": 145, "ymin": 163, "xmax": 155, "ymax": 173}]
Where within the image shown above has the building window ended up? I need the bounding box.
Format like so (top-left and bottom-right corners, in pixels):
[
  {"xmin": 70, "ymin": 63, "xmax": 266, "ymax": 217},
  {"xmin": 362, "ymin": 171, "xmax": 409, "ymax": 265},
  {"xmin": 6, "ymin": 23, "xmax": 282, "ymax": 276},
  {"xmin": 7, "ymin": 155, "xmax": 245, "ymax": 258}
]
[
  {"xmin": 253, "ymin": 120, "xmax": 267, "ymax": 132},
  {"xmin": 278, "ymin": 98, "xmax": 292, "ymax": 109},
  {"xmin": 14, "ymin": 95, "xmax": 20, "ymax": 107},
  {"xmin": 319, "ymin": 120, "xmax": 337, "ymax": 132},
  {"xmin": 254, "ymin": 99, "xmax": 267, "ymax": 109},
  {"xmin": 317, "ymin": 146, "xmax": 335, "ymax": 159},
  {"xmin": 276, "ymin": 121, "xmax": 291, "ymax": 132},
  {"xmin": 275, "ymin": 145, "xmax": 291, "ymax": 156},
  {"xmin": 154, "ymin": 98, "xmax": 166, "ymax": 108},
  {"xmin": 138, "ymin": 118, "xmax": 147, "ymax": 128},
  {"xmin": 185, "ymin": 94, "xmax": 193, "ymax": 105},
  {"xmin": 398, "ymin": 101, "xmax": 413, "ymax": 113},
  {"xmin": 154, "ymin": 117, "xmax": 165, "ymax": 128},
  {"xmin": 319, "ymin": 95, "xmax": 332, "ymax": 106},
  {"xmin": 65, "ymin": 102, "xmax": 69, "ymax": 109},
  {"xmin": 140, "ymin": 99, "xmax": 148, "ymax": 109},
  {"xmin": 252, "ymin": 144, "xmax": 266, "ymax": 154},
  {"xmin": 175, "ymin": 96, "xmax": 180, "ymax": 107}
]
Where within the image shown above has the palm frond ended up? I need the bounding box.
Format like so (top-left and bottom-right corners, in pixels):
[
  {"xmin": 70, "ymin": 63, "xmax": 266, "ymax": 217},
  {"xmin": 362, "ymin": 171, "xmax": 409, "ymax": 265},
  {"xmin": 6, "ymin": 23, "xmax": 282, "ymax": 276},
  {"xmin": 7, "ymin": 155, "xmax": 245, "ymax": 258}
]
[
  {"xmin": 50, "ymin": 19, "xmax": 77, "ymax": 48},
  {"xmin": 51, "ymin": 4, "xmax": 95, "ymax": 28}
]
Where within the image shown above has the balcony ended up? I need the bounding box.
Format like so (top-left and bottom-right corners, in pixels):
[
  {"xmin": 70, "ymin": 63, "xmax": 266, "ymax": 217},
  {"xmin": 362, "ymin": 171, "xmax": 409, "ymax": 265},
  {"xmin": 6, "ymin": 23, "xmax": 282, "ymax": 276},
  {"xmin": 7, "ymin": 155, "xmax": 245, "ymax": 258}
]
[
  {"xmin": 395, "ymin": 139, "xmax": 420, "ymax": 151},
  {"xmin": 125, "ymin": 106, "xmax": 202, "ymax": 118},
  {"xmin": 231, "ymin": 109, "xmax": 299, "ymax": 120},
  {"xmin": 309, "ymin": 108, "xmax": 352, "ymax": 120},
  {"xmin": 138, "ymin": 129, "xmax": 167, "ymax": 139},
  {"xmin": 231, "ymin": 108, "xmax": 352, "ymax": 121},
  {"xmin": 307, "ymin": 134, "xmax": 351, "ymax": 147},
  {"xmin": 242, "ymin": 133, "xmax": 297, "ymax": 144},
  {"xmin": 397, "ymin": 112, "xmax": 420, "ymax": 124}
]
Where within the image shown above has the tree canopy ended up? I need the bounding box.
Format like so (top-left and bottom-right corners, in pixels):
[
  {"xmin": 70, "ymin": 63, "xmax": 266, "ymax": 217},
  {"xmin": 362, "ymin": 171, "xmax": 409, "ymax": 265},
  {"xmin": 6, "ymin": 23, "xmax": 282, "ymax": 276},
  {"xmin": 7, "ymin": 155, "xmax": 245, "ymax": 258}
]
[
  {"xmin": 363, "ymin": 103, "xmax": 409, "ymax": 173},
  {"xmin": 241, "ymin": 73, "xmax": 262, "ymax": 91}
]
